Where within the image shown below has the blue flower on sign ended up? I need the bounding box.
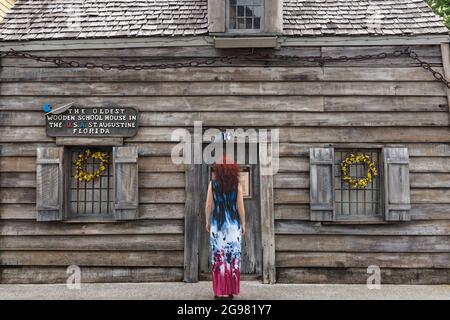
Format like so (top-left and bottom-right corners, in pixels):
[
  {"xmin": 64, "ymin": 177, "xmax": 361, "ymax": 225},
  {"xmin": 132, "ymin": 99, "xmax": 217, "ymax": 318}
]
[{"xmin": 43, "ymin": 103, "xmax": 52, "ymax": 113}]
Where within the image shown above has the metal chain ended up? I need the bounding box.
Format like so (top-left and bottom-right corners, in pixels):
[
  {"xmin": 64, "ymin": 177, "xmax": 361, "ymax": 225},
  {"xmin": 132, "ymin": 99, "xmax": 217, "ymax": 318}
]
[{"xmin": 1, "ymin": 47, "xmax": 450, "ymax": 88}]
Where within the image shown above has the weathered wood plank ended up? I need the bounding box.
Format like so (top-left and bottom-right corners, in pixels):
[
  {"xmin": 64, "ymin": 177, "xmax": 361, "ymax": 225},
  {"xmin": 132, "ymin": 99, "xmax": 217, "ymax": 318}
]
[
  {"xmin": 0, "ymin": 96, "xmax": 324, "ymax": 112},
  {"xmin": 0, "ymin": 143, "xmax": 54, "ymax": 156},
  {"xmin": 139, "ymin": 173, "xmax": 185, "ymax": 188},
  {"xmin": 275, "ymin": 204, "xmax": 311, "ymax": 220},
  {"xmin": 279, "ymin": 128, "xmax": 450, "ymax": 143},
  {"xmin": 274, "ymin": 189, "xmax": 309, "ymax": 204},
  {"xmin": 0, "ymin": 234, "xmax": 184, "ymax": 251},
  {"xmin": 276, "ymin": 252, "xmax": 450, "ymax": 268},
  {"xmin": 139, "ymin": 189, "xmax": 185, "ymax": 204},
  {"xmin": 138, "ymin": 157, "xmax": 184, "ymax": 172},
  {"xmin": 0, "ymin": 67, "xmax": 323, "ymax": 82},
  {"xmin": 275, "ymin": 220, "xmax": 450, "ymax": 235},
  {"xmin": 0, "ymin": 220, "xmax": 184, "ymax": 235},
  {"xmin": 4, "ymin": 111, "xmax": 449, "ymax": 127},
  {"xmin": 0, "ymin": 142, "xmax": 181, "ymax": 157},
  {"xmin": 0, "ymin": 188, "xmax": 35, "ymax": 203},
  {"xmin": 322, "ymin": 45, "xmax": 442, "ymax": 57},
  {"xmin": 0, "ymin": 172, "xmax": 35, "ymax": 187},
  {"xmin": 0, "ymin": 128, "xmax": 53, "ymax": 142},
  {"xmin": 56, "ymin": 137, "xmax": 123, "ymax": 146},
  {"xmin": 1, "ymin": 67, "xmax": 442, "ymax": 82},
  {"xmin": 1, "ymin": 81, "xmax": 445, "ymax": 96},
  {"xmin": 184, "ymin": 142, "xmax": 201, "ymax": 282},
  {"xmin": 274, "ymin": 173, "xmax": 309, "ymax": 189},
  {"xmin": 410, "ymin": 158, "xmax": 450, "ymax": 173},
  {"xmin": 0, "ymin": 204, "xmax": 35, "ymax": 220},
  {"xmin": 408, "ymin": 143, "xmax": 450, "ymax": 157},
  {"xmin": 5, "ymin": 96, "xmax": 447, "ymax": 112},
  {"xmin": 278, "ymin": 157, "xmax": 310, "ymax": 173},
  {"xmin": 0, "ymin": 46, "xmax": 321, "ymax": 58},
  {"xmin": 3, "ymin": 142, "xmax": 450, "ymax": 158},
  {"xmin": 0, "ymin": 267, "xmax": 184, "ymax": 284},
  {"xmin": 275, "ymin": 235, "xmax": 450, "ymax": 252},
  {"xmin": 411, "ymin": 173, "xmax": 450, "ymax": 188},
  {"xmin": 0, "ymin": 251, "xmax": 184, "ymax": 267},
  {"xmin": 3, "ymin": 56, "xmax": 438, "ymax": 68},
  {"xmin": 324, "ymin": 96, "xmax": 448, "ymax": 112},
  {"xmin": 274, "ymin": 203, "xmax": 450, "ymax": 221},
  {"xmin": 259, "ymin": 141, "xmax": 276, "ymax": 284},
  {"xmin": 0, "ymin": 187, "xmax": 186, "ymax": 204},
  {"xmin": 135, "ymin": 143, "xmax": 180, "ymax": 156},
  {"xmin": 0, "ymin": 203, "xmax": 185, "ymax": 220},
  {"xmin": 7, "ymin": 127, "xmax": 450, "ymax": 143},
  {"xmin": 411, "ymin": 189, "xmax": 450, "ymax": 204},
  {"xmin": 278, "ymin": 143, "xmax": 450, "ymax": 157},
  {"xmin": 411, "ymin": 204, "xmax": 450, "ymax": 220},
  {"xmin": 440, "ymin": 43, "xmax": 450, "ymax": 124},
  {"xmin": 0, "ymin": 157, "xmax": 36, "ymax": 172},
  {"xmin": 277, "ymin": 267, "xmax": 450, "ymax": 284}
]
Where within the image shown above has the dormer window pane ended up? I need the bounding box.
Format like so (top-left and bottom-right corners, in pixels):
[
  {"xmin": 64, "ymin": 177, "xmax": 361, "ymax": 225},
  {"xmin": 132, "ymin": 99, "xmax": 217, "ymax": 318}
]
[{"xmin": 228, "ymin": 0, "xmax": 263, "ymax": 31}]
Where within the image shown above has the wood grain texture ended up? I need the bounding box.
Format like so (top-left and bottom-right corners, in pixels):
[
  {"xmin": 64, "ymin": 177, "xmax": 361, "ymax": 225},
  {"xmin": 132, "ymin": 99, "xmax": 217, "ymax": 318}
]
[
  {"xmin": 4, "ymin": 111, "xmax": 449, "ymax": 127},
  {"xmin": 1, "ymin": 81, "xmax": 445, "ymax": 96},
  {"xmin": 0, "ymin": 235, "xmax": 184, "ymax": 251},
  {"xmin": 276, "ymin": 252, "xmax": 450, "ymax": 268},
  {"xmin": 277, "ymin": 268, "xmax": 450, "ymax": 284},
  {"xmin": 0, "ymin": 220, "xmax": 184, "ymax": 235},
  {"xmin": 1, "ymin": 44, "xmax": 450, "ymax": 284},
  {"xmin": 0, "ymin": 267, "xmax": 184, "ymax": 284},
  {"xmin": 275, "ymin": 235, "xmax": 450, "ymax": 252},
  {"xmin": 183, "ymin": 140, "xmax": 200, "ymax": 282}
]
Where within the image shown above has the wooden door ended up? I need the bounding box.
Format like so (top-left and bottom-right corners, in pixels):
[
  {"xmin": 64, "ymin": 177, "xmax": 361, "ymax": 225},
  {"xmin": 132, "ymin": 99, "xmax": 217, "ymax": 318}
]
[{"xmin": 198, "ymin": 143, "xmax": 262, "ymax": 279}]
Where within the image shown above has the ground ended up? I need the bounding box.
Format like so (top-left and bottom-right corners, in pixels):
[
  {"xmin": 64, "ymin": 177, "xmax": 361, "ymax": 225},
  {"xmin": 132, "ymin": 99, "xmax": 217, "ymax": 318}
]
[{"xmin": 0, "ymin": 282, "xmax": 449, "ymax": 300}]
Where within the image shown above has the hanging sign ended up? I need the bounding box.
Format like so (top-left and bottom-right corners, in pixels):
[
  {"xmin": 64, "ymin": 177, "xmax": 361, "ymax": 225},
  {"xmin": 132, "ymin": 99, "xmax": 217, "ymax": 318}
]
[{"xmin": 45, "ymin": 105, "xmax": 139, "ymax": 137}]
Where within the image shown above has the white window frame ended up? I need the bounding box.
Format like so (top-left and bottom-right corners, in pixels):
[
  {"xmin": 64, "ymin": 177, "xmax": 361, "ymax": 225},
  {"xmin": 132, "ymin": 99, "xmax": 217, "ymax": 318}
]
[{"xmin": 226, "ymin": 0, "xmax": 264, "ymax": 33}]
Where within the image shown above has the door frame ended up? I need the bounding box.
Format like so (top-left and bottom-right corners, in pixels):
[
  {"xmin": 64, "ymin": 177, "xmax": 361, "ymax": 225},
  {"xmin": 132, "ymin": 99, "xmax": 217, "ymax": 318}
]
[{"xmin": 183, "ymin": 138, "xmax": 276, "ymax": 284}]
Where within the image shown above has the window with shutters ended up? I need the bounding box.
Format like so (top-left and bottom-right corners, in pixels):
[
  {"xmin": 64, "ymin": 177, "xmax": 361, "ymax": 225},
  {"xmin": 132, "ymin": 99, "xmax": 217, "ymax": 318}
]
[
  {"xmin": 36, "ymin": 146, "xmax": 139, "ymax": 222},
  {"xmin": 309, "ymin": 147, "xmax": 411, "ymax": 223},
  {"xmin": 227, "ymin": 0, "xmax": 263, "ymax": 32},
  {"xmin": 334, "ymin": 149, "xmax": 382, "ymax": 221},
  {"xmin": 67, "ymin": 147, "xmax": 114, "ymax": 219}
]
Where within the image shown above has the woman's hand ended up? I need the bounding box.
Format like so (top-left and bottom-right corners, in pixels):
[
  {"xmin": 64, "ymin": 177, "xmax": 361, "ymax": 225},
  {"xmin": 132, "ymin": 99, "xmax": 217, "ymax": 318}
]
[
  {"xmin": 241, "ymin": 224, "xmax": 246, "ymax": 237},
  {"xmin": 206, "ymin": 221, "xmax": 210, "ymax": 233}
]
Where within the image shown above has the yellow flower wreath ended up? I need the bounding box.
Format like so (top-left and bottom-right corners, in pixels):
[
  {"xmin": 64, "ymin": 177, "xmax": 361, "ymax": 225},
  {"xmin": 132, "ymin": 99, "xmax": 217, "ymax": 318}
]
[
  {"xmin": 341, "ymin": 153, "xmax": 378, "ymax": 189},
  {"xmin": 74, "ymin": 149, "xmax": 109, "ymax": 182}
]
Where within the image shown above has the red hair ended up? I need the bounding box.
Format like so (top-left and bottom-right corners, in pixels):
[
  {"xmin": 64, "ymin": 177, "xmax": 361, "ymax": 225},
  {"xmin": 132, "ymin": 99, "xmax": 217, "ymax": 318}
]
[{"xmin": 212, "ymin": 155, "xmax": 240, "ymax": 193}]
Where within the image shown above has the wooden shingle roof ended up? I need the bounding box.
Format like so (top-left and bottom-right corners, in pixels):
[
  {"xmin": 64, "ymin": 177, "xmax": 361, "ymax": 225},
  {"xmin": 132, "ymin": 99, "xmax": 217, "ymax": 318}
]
[{"xmin": 0, "ymin": 0, "xmax": 447, "ymax": 41}]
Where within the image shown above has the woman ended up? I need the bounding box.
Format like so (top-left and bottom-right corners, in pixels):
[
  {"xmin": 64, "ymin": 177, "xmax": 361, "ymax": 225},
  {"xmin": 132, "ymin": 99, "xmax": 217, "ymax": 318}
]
[{"xmin": 205, "ymin": 155, "xmax": 246, "ymax": 300}]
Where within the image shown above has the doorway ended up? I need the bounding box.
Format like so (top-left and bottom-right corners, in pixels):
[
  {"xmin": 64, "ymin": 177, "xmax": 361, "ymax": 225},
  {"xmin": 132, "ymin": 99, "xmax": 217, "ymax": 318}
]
[{"xmin": 198, "ymin": 142, "xmax": 262, "ymax": 280}]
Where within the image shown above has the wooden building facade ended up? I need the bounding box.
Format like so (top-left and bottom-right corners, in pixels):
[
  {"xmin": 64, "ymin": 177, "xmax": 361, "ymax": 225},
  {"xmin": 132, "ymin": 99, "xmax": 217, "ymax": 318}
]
[{"xmin": 1, "ymin": 0, "xmax": 450, "ymax": 285}]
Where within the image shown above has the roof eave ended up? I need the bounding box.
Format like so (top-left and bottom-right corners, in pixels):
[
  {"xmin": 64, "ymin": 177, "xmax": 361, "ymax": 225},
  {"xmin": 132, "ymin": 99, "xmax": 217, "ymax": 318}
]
[{"xmin": 0, "ymin": 34, "xmax": 449, "ymax": 51}]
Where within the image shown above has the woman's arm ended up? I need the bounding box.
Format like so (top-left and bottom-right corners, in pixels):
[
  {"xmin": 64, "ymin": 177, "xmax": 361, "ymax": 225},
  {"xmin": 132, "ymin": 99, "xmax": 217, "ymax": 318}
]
[
  {"xmin": 205, "ymin": 181, "xmax": 213, "ymax": 232},
  {"xmin": 237, "ymin": 183, "xmax": 246, "ymax": 236}
]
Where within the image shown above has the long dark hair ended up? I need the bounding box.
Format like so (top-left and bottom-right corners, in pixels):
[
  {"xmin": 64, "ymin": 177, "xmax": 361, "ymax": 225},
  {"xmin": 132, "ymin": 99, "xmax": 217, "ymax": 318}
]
[{"xmin": 212, "ymin": 155, "xmax": 240, "ymax": 193}]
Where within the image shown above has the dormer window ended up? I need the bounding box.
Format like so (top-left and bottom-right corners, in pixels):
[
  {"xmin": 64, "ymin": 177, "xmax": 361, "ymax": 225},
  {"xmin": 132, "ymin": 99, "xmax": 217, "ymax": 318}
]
[{"xmin": 227, "ymin": 0, "xmax": 263, "ymax": 32}]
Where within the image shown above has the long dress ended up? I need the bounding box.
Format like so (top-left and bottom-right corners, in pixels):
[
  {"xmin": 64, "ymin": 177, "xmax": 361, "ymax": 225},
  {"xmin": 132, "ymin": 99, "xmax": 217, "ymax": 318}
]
[{"xmin": 210, "ymin": 179, "xmax": 242, "ymax": 296}]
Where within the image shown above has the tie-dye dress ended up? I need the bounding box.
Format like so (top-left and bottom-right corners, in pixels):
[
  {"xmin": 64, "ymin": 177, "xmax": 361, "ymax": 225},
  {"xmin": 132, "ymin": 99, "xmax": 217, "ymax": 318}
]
[{"xmin": 210, "ymin": 180, "xmax": 242, "ymax": 296}]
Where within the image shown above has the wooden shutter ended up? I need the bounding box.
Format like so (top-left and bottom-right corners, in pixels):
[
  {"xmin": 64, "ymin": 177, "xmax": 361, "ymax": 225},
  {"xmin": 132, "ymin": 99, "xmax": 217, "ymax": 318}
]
[
  {"xmin": 383, "ymin": 148, "xmax": 411, "ymax": 221},
  {"xmin": 113, "ymin": 146, "xmax": 139, "ymax": 220},
  {"xmin": 36, "ymin": 147, "xmax": 64, "ymax": 222},
  {"xmin": 310, "ymin": 148, "xmax": 335, "ymax": 221}
]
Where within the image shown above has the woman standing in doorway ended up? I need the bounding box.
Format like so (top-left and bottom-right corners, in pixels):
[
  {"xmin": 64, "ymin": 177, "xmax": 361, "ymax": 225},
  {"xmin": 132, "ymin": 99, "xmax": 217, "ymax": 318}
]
[{"xmin": 205, "ymin": 155, "xmax": 246, "ymax": 300}]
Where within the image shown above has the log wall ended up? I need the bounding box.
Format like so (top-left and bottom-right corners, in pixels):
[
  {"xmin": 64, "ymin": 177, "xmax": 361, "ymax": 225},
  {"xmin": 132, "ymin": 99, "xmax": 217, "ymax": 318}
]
[{"xmin": 1, "ymin": 44, "xmax": 449, "ymax": 284}]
